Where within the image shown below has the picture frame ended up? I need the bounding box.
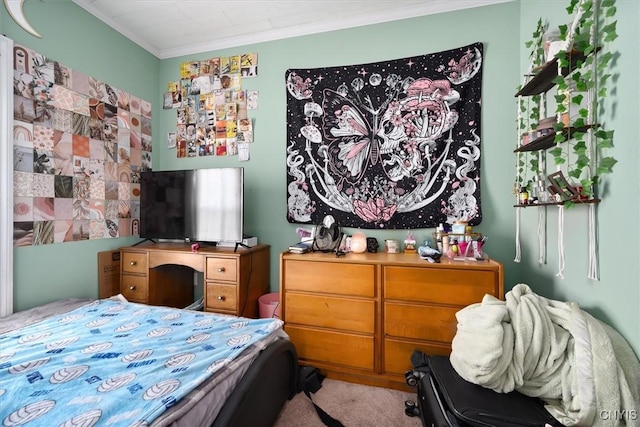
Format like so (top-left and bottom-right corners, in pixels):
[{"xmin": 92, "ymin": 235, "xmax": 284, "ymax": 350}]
[{"xmin": 547, "ymin": 171, "xmax": 579, "ymax": 201}]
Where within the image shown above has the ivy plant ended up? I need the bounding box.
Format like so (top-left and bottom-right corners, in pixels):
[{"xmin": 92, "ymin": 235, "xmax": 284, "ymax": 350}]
[
  {"xmin": 550, "ymin": 0, "xmax": 617, "ymax": 200},
  {"xmin": 515, "ymin": 19, "xmax": 547, "ymax": 197}
]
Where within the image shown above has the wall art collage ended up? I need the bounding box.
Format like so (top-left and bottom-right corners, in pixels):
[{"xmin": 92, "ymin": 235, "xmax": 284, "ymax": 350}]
[
  {"xmin": 12, "ymin": 44, "xmax": 151, "ymax": 246},
  {"xmin": 166, "ymin": 53, "xmax": 258, "ymax": 160}
]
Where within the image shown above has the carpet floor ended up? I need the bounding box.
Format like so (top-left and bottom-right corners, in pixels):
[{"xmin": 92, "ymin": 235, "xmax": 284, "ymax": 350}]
[{"xmin": 273, "ymin": 378, "xmax": 423, "ymax": 427}]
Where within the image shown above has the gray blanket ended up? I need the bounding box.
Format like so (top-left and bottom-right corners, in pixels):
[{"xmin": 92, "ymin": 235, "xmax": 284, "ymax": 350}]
[{"xmin": 450, "ymin": 284, "xmax": 640, "ymax": 426}]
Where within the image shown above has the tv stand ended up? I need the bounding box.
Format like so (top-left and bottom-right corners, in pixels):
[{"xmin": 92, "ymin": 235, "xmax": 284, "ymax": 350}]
[
  {"xmin": 132, "ymin": 238, "xmax": 156, "ymax": 246},
  {"xmin": 119, "ymin": 242, "xmax": 270, "ymax": 317},
  {"xmin": 234, "ymin": 242, "xmax": 250, "ymax": 251}
]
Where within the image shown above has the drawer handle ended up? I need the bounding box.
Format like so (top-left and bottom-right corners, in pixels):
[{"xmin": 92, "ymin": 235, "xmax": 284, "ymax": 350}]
[
  {"xmin": 129, "ymin": 285, "xmax": 136, "ymax": 290},
  {"xmin": 130, "ymin": 261, "xmax": 137, "ymax": 266},
  {"xmin": 217, "ymin": 295, "xmax": 225, "ymax": 301},
  {"xmin": 217, "ymin": 267, "xmax": 225, "ymax": 272}
]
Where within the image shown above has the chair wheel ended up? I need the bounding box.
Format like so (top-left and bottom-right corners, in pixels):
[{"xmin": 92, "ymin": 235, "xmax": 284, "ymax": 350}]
[
  {"xmin": 404, "ymin": 371, "xmax": 418, "ymax": 387},
  {"xmin": 404, "ymin": 401, "xmax": 419, "ymax": 417}
]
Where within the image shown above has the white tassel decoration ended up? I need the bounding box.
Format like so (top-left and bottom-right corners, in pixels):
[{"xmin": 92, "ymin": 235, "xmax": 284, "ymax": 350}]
[
  {"xmin": 556, "ymin": 205, "xmax": 565, "ymax": 278},
  {"xmin": 538, "ymin": 206, "xmax": 546, "ymax": 264},
  {"xmin": 588, "ymin": 204, "xmax": 599, "ymax": 280},
  {"xmin": 514, "ymin": 207, "xmax": 521, "ymax": 262}
]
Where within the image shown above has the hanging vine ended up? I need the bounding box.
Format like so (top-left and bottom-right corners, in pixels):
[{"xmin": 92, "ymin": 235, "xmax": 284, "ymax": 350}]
[
  {"xmin": 550, "ymin": 0, "xmax": 617, "ymax": 201},
  {"xmin": 515, "ymin": 19, "xmax": 547, "ymax": 198}
]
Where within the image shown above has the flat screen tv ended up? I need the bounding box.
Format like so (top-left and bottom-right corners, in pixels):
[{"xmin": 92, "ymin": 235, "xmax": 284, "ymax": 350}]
[{"xmin": 139, "ymin": 167, "xmax": 244, "ymax": 244}]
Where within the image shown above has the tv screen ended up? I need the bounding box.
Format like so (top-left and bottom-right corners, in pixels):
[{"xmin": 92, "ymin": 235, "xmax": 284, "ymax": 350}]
[{"xmin": 140, "ymin": 167, "xmax": 244, "ymax": 243}]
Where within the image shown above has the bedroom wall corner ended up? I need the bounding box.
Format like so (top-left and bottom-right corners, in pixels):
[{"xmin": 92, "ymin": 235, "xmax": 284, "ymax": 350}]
[
  {"xmin": 1, "ymin": 35, "xmax": 14, "ymax": 316},
  {"xmin": 2, "ymin": 0, "xmax": 158, "ymax": 311}
]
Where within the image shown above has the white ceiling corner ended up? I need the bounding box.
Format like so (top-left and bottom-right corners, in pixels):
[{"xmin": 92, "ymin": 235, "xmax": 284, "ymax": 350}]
[{"xmin": 70, "ymin": 0, "xmax": 513, "ymax": 59}]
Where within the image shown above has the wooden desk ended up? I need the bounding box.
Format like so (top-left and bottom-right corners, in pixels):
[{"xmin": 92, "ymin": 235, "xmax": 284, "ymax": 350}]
[
  {"xmin": 280, "ymin": 251, "xmax": 503, "ymax": 390},
  {"xmin": 119, "ymin": 243, "xmax": 270, "ymax": 317}
]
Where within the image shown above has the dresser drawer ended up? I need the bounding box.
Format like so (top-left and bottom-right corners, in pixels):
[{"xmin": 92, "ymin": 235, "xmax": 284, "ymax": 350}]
[
  {"xmin": 286, "ymin": 325, "xmax": 374, "ymax": 371},
  {"xmin": 283, "ymin": 260, "xmax": 375, "ymax": 297},
  {"xmin": 285, "ymin": 293, "xmax": 375, "ymax": 333},
  {"xmin": 280, "ymin": 251, "xmax": 503, "ymax": 390},
  {"xmin": 121, "ymin": 274, "xmax": 148, "ymax": 301},
  {"xmin": 206, "ymin": 257, "xmax": 238, "ymax": 282},
  {"xmin": 385, "ymin": 302, "xmax": 460, "ymax": 343},
  {"xmin": 205, "ymin": 283, "xmax": 237, "ymax": 312},
  {"xmin": 384, "ymin": 338, "xmax": 451, "ymax": 375},
  {"xmin": 384, "ymin": 266, "xmax": 497, "ymax": 306},
  {"xmin": 121, "ymin": 251, "xmax": 147, "ymax": 274}
]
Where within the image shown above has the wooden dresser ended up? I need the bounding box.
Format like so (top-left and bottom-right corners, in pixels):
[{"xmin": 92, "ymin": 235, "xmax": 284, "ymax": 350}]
[
  {"xmin": 280, "ymin": 251, "xmax": 503, "ymax": 390},
  {"xmin": 120, "ymin": 243, "xmax": 270, "ymax": 317}
]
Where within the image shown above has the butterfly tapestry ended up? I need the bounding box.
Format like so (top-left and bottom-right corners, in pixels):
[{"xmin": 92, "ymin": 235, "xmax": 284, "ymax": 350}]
[{"xmin": 285, "ymin": 43, "xmax": 484, "ymax": 229}]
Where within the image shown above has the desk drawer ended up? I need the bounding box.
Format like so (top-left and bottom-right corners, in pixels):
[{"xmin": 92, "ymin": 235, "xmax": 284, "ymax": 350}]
[
  {"xmin": 121, "ymin": 252, "xmax": 147, "ymax": 274},
  {"xmin": 205, "ymin": 283, "xmax": 237, "ymax": 312},
  {"xmin": 206, "ymin": 257, "xmax": 238, "ymax": 282},
  {"xmin": 121, "ymin": 274, "xmax": 148, "ymax": 301}
]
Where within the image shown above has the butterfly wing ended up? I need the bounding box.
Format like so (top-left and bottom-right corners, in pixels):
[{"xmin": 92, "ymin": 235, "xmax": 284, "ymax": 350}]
[
  {"xmin": 321, "ymin": 89, "xmax": 374, "ymax": 178},
  {"xmin": 337, "ymin": 138, "xmax": 370, "ymax": 177}
]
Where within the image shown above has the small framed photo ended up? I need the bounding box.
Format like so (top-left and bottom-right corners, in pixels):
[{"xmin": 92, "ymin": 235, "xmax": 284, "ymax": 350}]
[
  {"xmin": 162, "ymin": 92, "xmax": 173, "ymax": 109},
  {"xmin": 547, "ymin": 171, "xmax": 579, "ymax": 201}
]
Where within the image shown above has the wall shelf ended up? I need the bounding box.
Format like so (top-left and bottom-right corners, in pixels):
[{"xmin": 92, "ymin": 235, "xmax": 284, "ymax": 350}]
[
  {"xmin": 514, "ymin": 124, "xmax": 597, "ymax": 152},
  {"xmin": 513, "ymin": 198, "xmax": 600, "ymax": 208},
  {"xmin": 515, "ymin": 50, "xmax": 593, "ymax": 97},
  {"xmin": 513, "ymin": 0, "xmax": 615, "ymax": 280}
]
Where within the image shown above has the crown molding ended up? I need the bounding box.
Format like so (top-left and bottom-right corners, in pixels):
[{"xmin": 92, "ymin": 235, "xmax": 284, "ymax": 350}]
[
  {"xmin": 73, "ymin": 0, "xmax": 513, "ymax": 59},
  {"xmin": 72, "ymin": 0, "xmax": 162, "ymax": 57}
]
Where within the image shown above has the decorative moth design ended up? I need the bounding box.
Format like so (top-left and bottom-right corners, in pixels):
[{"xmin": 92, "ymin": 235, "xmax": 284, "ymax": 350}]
[{"xmin": 286, "ymin": 44, "xmax": 483, "ymax": 228}]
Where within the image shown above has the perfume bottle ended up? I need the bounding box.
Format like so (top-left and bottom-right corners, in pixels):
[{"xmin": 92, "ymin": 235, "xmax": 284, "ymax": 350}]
[{"xmin": 404, "ymin": 231, "xmax": 416, "ymax": 254}]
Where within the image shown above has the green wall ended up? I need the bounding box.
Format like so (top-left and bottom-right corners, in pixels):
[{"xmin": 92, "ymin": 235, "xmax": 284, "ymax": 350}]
[
  {"xmin": 3, "ymin": 0, "xmax": 638, "ymax": 355},
  {"xmin": 2, "ymin": 1, "xmax": 158, "ymax": 308},
  {"xmin": 156, "ymin": 2, "xmax": 521, "ymax": 288},
  {"xmin": 515, "ymin": 0, "xmax": 640, "ymax": 356}
]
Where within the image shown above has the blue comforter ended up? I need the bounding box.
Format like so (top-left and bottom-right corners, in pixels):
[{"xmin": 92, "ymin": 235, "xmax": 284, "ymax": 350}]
[{"xmin": 0, "ymin": 299, "xmax": 283, "ymax": 426}]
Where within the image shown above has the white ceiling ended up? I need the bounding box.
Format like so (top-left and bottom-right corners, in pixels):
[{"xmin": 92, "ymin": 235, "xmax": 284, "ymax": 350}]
[{"xmin": 71, "ymin": 0, "xmax": 511, "ymax": 59}]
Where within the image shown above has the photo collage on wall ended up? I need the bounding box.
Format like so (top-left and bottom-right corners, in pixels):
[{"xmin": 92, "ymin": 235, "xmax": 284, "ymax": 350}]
[
  {"xmin": 12, "ymin": 44, "xmax": 151, "ymax": 246},
  {"xmin": 165, "ymin": 53, "xmax": 258, "ymax": 161}
]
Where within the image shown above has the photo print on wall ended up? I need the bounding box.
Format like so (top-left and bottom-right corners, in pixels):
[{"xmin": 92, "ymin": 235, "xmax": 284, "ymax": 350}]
[
  {"xmin": 167, "ymin": 54, "xmax": 258, "ymax": 160},
  {"xmin": 12, "ymin": 44, "xmax": 151, "ymax": 246}
]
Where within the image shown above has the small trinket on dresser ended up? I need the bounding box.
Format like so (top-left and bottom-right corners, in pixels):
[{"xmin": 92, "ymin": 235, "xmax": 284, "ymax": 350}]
[
  {"xmin": 404, "ymin": 231, "xmax": 417, "ymax": 254},
  {"xmin": 385, "ymin": 239, "xmax": 400, "ymax": 254}
]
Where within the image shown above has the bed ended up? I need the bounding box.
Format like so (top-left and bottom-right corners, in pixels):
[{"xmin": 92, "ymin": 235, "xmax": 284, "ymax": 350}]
[{"xmin": 0, "ymin": 297, "xmax": 299, "ymax": 427}]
